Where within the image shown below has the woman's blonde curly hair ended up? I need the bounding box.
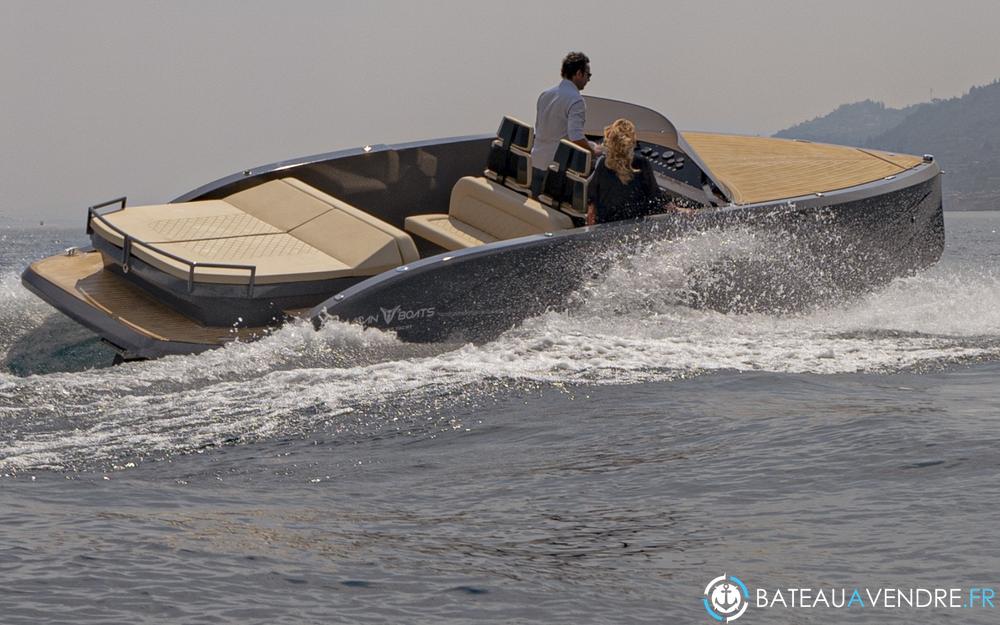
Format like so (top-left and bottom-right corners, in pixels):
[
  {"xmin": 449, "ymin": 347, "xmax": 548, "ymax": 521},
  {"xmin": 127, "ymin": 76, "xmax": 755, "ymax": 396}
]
[{"xmin": 603, "ymin": 118, "xmax": 638, "ymax": 184}]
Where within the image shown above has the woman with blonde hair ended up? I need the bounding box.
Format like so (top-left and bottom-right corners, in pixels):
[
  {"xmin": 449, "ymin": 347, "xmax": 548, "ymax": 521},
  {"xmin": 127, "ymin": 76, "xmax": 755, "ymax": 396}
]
[{"xmin": 586, "ymin": 118, "xmax": 662, "ymax": 225}]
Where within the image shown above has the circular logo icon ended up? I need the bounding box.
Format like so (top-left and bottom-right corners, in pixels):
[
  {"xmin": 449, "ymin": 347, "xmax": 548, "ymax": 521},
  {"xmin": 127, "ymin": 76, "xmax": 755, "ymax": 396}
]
[{"xmin": 704, "ymin": 574, "xmax": 749, "ymax": 622}]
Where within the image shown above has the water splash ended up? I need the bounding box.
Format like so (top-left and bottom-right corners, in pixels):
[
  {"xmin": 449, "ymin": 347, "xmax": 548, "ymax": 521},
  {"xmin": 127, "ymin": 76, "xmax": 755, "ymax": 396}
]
[{"xmin": 3, "ymin": 222, "xmax": 1000, "ymax": 473}]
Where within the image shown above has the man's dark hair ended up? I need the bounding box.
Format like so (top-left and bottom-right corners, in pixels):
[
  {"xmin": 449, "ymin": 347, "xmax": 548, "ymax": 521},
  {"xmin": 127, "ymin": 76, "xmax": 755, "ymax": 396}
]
[{"xmin": 561, "ymin": 51, "xmax": 590, "ymax": 79}]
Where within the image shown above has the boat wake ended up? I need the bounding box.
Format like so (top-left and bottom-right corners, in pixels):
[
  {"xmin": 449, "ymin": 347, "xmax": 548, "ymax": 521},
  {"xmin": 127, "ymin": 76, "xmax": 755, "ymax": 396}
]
[
  {"xmin": 553, "ymin": 230, "xmax": 1000, "ymax": 376},
  {"xmin": 2, "ymin": 228, "xmax": 999, "ymax": 474}
]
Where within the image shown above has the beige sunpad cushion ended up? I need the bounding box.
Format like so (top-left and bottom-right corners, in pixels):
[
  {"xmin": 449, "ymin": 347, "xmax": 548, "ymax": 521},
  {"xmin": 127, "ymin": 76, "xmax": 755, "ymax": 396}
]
[
  {"xmin": 404, "ymin": 177, "xmax": 572, "ymax": 250},
  {"xmin": 92, "ymin": 177, "xmax": 420, "ymax": 284},
  {"xmin": 91, "ymin": 200, "xmax": 280, "ymax": 247},
  {"xmin": 129, "ymin": 234, "xmax": 352, "ymax": 285},
  {"xmin": 225, "ymin": 178, "xmax": 349, "ymax": 231},
  {"xmin": 292, "ymin": 209, "xmax": 419, "ymax": 274},
  {"xmin": 277, "ymin": 178, "xmax": 420, "ymax": 266}
]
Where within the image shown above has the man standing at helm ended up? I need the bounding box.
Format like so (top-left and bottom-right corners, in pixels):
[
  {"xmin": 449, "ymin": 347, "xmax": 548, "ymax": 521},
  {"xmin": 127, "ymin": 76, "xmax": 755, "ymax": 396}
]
[{"xmin": 530, "ymin": 51, "xmax": 599, "ymax": 197}]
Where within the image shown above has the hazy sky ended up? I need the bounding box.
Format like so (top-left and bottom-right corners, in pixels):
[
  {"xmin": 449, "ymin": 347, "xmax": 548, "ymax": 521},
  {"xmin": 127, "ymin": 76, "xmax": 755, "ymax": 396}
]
[{"xmin": 3, "ymin": 0, "xmax": 999, "ymax": 223}]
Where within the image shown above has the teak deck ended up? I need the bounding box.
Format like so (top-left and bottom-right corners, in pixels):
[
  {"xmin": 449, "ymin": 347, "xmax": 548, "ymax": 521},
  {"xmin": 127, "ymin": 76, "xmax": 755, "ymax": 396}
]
[
  {"xmin": 682, "ymin": 132, "xmax": 924, "ymax": 205},
  {"xmin": 29, "ymin": 251, "xmax": 270, "ymax": 346}
]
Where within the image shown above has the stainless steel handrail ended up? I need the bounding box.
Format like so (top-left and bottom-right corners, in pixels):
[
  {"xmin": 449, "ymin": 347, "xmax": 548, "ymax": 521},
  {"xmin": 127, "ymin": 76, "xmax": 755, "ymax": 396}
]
[
  {"xmin": 85, "ymin": 197, "xmax": 127, "ymax": 234},
  {"xmin": 86, "ymin": 200, "xmax": 258, "ymax": 297}
]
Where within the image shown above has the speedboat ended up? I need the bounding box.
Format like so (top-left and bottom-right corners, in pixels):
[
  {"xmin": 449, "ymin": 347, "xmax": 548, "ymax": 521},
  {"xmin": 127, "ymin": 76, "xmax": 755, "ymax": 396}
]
[{"xmin": 21, "ymin": 97, "xmax": 944, "ymax": 360}]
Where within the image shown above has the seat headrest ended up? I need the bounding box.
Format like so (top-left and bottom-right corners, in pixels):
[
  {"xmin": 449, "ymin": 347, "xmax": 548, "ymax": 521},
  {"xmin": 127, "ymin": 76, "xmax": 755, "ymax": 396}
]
[
  {"xmin": 538, "ymin": 139, "xmax": 593, "ymax": 216},
  {"xmin": 496, "ymin": 116, "xmax": 534, "ymax": 152},
  {"xmin": 556, "ymin": 139, "xmax": 592, "ymax": 178},
  {"xmin": 485, "ymin": 115, "xmax": 535, "ymax": 192}
]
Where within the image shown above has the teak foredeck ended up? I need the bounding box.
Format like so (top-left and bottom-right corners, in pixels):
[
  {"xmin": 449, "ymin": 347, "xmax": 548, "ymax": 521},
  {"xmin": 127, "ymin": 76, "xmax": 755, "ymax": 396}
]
[{"xmin": 683, "ymin": 133, "xmax": 924, "ymax": 205}]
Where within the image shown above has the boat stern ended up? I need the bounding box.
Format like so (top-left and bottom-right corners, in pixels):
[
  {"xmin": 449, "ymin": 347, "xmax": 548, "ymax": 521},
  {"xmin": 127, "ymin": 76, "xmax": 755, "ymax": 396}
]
[{"xmin": 21, "ymin": 249, "xmax": 264, "ymax": 359}]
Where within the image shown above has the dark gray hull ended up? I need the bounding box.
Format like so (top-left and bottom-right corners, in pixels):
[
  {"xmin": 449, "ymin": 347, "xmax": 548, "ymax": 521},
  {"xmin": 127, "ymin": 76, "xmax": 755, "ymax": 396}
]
[{"xmin": 311, "ymin": 165, "xmax": 943, "ymax": 342}]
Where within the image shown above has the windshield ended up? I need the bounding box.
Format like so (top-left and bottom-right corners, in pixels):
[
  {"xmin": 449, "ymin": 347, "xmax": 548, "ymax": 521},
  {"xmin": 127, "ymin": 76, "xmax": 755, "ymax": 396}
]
[{"xmin": 582, "ymin": 96, "xmax": 680, "ymax": 149}]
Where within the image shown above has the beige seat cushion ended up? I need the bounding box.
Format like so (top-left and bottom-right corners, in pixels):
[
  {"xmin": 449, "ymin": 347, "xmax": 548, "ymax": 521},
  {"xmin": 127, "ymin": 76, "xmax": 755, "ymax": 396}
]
[
  {"xmin": 404, "ymin": 214, "xmax": 499, "ymax": 250},
  {"xmin": 91, "ymin": 177, "xmax": 420, "ymax": 284},
  {"xmin": 404, "ymin": 176, "xmax": 573, "ymax": 251}
]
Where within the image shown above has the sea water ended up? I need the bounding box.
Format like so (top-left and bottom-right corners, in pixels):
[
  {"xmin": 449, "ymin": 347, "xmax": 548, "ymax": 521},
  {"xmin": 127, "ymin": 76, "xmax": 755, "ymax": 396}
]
[{"xmin": 1, "ymin": 212, "xmax": 999, "ymax": 624}]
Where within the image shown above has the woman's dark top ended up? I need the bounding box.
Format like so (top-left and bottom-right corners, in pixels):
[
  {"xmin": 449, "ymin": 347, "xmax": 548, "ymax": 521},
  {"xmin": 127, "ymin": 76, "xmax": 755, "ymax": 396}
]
[{"xmin": 587, "ymin": 155, "xmax": 661, "ymax": 223}]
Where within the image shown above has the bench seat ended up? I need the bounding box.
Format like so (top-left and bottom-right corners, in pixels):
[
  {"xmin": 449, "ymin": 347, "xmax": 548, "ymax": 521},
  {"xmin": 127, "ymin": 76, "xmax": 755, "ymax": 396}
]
[
  {"xmin": 404, "ymin": 176, "xmax": 572, "ymax": 251},
  {"xmin": 404, "ymin": 214, "xmax": 499, "ymax": 250}
]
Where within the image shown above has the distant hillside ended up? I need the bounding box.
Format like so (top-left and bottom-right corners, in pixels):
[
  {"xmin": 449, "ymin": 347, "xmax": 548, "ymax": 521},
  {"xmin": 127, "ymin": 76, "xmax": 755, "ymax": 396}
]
[
  {"xmin": 775, "ymin": 99, "xmax": 920, "ymax": 147},
  {"xmin": 774, "ymin": 80, "xmax": 1000, "ymax": 210}
]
